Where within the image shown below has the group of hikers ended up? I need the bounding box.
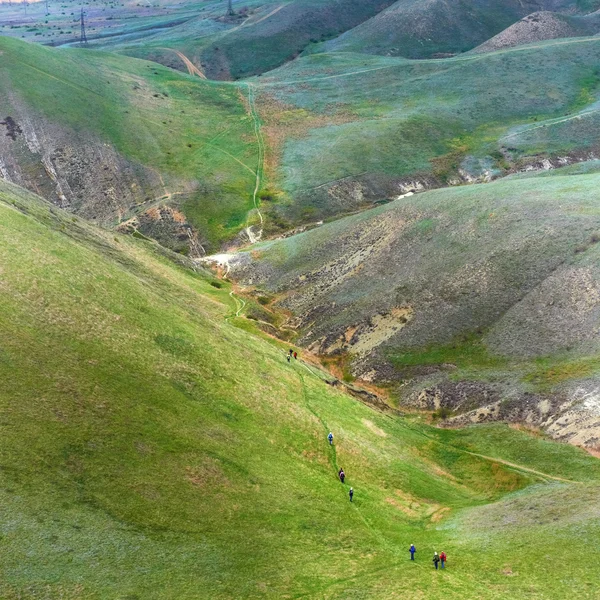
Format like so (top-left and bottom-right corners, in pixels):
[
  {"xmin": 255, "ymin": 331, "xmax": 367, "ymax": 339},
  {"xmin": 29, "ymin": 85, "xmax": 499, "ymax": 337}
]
[
  {"xmin": 329, "ymin": 432, "xmax": 448, "ymax": 569},
  {"xmin": 410, "ymin": 545, "xmax": 448, "ymax": 569},
  {"xmin": 291, "ymin": 354, "xmax": 449, "ymax": 570},
  {"xmin": 328, "ymin": 432, "xmax": 354, "ymax": 502}
]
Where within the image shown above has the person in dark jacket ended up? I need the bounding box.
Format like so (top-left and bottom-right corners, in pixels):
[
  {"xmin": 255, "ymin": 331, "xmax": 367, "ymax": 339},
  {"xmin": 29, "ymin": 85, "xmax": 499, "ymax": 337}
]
[
  {"xmin": 433, "ymin": 552, "xmax": 440, "ymax": 570},
  {"xmin": 440, "ymin": 551, "xmax": 447, "ymax": 569},
  {"xmin": 409, "ymin": 544, "xmax": 416, "ymax": 560},
  {"xmin": 328, "ymin": 432, "xmax": 333, "ymax": 445},
  {"xmin": 349, "ymin": 487, "xmax": 354, "ymax": 502},
  {"xmin": 338, "ymin": 469, "xmax": 345, "ymax": 484}
]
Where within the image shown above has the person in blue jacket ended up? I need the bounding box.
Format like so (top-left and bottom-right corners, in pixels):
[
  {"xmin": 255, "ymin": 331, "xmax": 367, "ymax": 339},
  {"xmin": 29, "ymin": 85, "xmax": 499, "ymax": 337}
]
[
  {"xmin": 328, "ymin": 432, "xmax": 333, "ymax": 445},
  {"xmin": 409, "ymin": 544, "xmax": 416, "ymax": 560}
]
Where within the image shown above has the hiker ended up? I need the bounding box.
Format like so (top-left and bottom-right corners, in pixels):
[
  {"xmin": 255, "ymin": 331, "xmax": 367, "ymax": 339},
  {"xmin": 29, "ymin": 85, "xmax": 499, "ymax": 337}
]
[
  {"xmin": 339, "ymin": 469, "xmax": 345, "ymax": 484},
  {"xmin": 440, "ymin": 551, "xmax": 447, "ymax": 569},
  {"xmin": 328, "ymin": 432, "xmax": 333, "ymax": 445},
  {"xmin": 289, "ymin": 349, "xmax": 294, "ymax": 356},
  {"xmin": 286, "ymin": 354, "xmax": 291, "ymax": 363},
  {"xmin": 349, "ymin": 487, "xmax": 354, "ymax": 502},
  {"xmin": 409, "ymin": 544, "xmax": 416, "ymax": 561},
  {"xmin": 433, "ymin": 552, "xmax": 440, "ymax": 570},
  {"xmin": 293, "ymin": 351, "xmax": 298, "ymax": 360}
]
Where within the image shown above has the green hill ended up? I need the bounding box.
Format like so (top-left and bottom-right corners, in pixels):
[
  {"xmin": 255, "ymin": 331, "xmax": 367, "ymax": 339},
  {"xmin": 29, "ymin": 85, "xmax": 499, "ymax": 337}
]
[
  {"xmin": 104, "ymin": 0, "xmax": 398, "ymax": 80},
  {"xmin": 0, "ymin": 36, "xmax": 258, "ymax": 253},
  {"xmin": 5, "ymin": 35, "xmax": 600, "ymax": 250},
  {"xmin": 250, "ymin": 37, "xmax": 600, "ymax": 225},
  {"xmin": 2, "ymin": 180, "xmax": 600, "ymax": 598}
]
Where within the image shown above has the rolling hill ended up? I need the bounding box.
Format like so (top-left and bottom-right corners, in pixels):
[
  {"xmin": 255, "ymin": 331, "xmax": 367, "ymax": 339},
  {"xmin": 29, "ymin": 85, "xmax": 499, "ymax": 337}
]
[
  {"xmin": 110, "ymin": 0, "xmax": 400, "ymax": 80},
  {"xmin": 321, "ymin": 0, "xmax": 586, "ymax": 58},
  {"xmin": 250, "ymin": 36, "xmax": 600, "ymax": 226},
  {"xmin": 230, "ymin": 168, "xmax": 600, "ymax": 448},
  {"xmin": 3, "ymin": 178, "xmax": 600, "ymax": 598}
]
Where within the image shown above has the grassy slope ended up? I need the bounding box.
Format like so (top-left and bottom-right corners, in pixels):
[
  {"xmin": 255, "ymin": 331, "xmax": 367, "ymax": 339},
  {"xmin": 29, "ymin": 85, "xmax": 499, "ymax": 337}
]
[
  {"xmin": 321, "ymin": 0, "xmax": 580, "ymax": 58},
  {"xmin": 0, "ymin": 36, "xmax": 258, "ymax": 249},
  {"xmin": 2, "ymin": 181, "xmax": 600, "ymax": 598},
  {"xmin": 251, "ymin": 37, "xmax": 600, "ymax": 224}
]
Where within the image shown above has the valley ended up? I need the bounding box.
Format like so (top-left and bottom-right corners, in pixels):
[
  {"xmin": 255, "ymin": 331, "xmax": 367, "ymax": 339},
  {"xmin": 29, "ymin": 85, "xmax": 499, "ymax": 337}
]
[{"xmin": 1, "ymin": 0, "xmax": 600, "ymax": 597}]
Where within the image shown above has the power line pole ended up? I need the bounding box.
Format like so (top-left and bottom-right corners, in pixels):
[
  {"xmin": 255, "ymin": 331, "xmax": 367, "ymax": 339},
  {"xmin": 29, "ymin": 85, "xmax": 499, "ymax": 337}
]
[
  {"xmin": 80, "ymin": 7, "xmax": 88, "ymax": 45},
  {"xmin": 45, "ymin": 0, "xmax": 49, "ymax": 16},
  {"xmin": 227, "ymin": 0, "xmax": 234, "ymax": 16}
]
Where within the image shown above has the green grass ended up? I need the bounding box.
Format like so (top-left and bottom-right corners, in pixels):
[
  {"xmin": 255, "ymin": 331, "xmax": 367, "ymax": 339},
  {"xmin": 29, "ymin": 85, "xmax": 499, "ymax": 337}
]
[
  {"xmin": 3, "ymin": 180, "xmax": 600, "ymax": 598},
  {"xmin": 387, "ymin": 333, "xmax": 510, "ymax": 375}
]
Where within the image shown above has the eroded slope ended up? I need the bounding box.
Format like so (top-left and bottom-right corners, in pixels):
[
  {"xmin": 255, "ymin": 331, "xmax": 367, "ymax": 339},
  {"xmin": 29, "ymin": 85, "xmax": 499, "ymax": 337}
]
[
  {"xmin": 0, "ymin": 37, "xmax": 258, "ymax": 253},
  {"xmin": 232, "ymin": 172, "xmax": 600, "ymax": 447}
]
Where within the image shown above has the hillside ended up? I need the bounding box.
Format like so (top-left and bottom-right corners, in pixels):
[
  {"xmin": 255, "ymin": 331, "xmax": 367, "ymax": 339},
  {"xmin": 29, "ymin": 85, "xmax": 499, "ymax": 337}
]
[
  {"xmin": 230, "ymin": 170, "xmax": 600, "ymax": 448},
  {"xmin": 0, "ymin": 36, "xmax": 259, "ymax": 253},
  {"xmin": 110, "ymin": 0, "xmax": 398, "ymax": 80},
  {"xmin": 321, "ymin": 0, "xmax": 583, "ymax": 58},
  {"xmin": 5, "ymin": 36, "xmax": 600, "ymax": 253},
  {"xmin": 473, "ymin": 10, "xmax": 600, "ymax": 53},
  {"xmin": 5, "ymin": 179, "xmax": 600, "ymax": 597},
  {"xmin": 250, "ymin": 37, "xmax": 600, "ymax": 226}
]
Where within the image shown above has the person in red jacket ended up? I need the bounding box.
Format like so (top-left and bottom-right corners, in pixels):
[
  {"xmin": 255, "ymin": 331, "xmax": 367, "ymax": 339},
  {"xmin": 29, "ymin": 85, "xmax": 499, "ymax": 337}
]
[{"xmin": 440, "ymin": 551, "xmax": 447, "ymax": 569}]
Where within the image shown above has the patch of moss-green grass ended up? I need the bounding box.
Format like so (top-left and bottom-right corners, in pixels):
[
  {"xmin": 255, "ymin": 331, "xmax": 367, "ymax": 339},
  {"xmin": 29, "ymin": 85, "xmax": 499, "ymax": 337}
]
[
  {"xmin": 387, "ymin": 333, "xmax": 510, "ymax": 376},
  {"xmin": 523, "ymin": 354, "xmax": 600, "ymax": 389}
]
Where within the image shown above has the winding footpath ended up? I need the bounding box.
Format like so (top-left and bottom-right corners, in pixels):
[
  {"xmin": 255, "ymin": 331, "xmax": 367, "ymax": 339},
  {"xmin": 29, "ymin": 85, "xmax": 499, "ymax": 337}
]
[{"xmin": 244, "ymin": 82, "xmax": 265, "ymax": 243}]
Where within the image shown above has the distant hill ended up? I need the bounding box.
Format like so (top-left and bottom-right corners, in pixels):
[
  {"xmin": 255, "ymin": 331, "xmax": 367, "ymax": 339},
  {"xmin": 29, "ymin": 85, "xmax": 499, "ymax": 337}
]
[
  {"xmin": 322, "ymin": 0, "xmax": 584, "ymax": 58},
  {"xmin": 108, "ymin": 0, "xmax": 398, "ymax": 80},
  {"xmin": 473, "ymin": 10, "xmax": 600, "ymax": 53}
]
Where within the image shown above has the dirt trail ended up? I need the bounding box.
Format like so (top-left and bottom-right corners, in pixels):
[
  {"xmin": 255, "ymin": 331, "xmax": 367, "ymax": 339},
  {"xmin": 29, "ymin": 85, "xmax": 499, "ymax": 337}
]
[
  {"xmin": 160, "ymin": 48, "xmax": 207, "ymax": 78},
  {"xmin": 251, "ymin": 4, "xmax": 284, "ymax": 26},
  {"xmin": 243, "ymin": 82, "xmax": 265, "ymax": 243},
  {"xmin": 501, "ymin": 106, "xmax": 600, "ymax": 140},
  {"xmin": 226, "ymin": 289, "xmax": 246, "ymax": 320},
  {"xmin": 462, "ymin": 450, "xmax": 580, "ymax": 483}
]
